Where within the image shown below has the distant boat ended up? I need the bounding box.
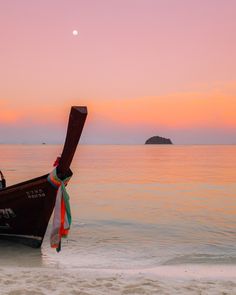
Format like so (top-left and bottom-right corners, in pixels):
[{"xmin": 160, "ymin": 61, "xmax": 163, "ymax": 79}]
[{"xmin": 0, "ymin": 106, "xmax": 87, "ymax": 248}]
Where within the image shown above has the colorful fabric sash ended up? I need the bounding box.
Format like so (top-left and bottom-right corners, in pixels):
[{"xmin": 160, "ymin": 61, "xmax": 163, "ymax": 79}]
[{"xmin": 47, "ymin": 169, "xmax": 72, "ymax": 252}]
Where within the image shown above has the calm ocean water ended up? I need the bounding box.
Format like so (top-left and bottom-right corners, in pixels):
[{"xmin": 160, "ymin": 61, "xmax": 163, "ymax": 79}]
[{"xmin": 1, "ymin": 144, "xmax": 236, "ymax": 294}]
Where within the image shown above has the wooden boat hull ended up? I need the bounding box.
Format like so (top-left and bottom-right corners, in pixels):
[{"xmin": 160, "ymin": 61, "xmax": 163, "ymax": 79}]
[{"xmin": 0, "ymin": 174, "xmax": 58, "ymax": 247}]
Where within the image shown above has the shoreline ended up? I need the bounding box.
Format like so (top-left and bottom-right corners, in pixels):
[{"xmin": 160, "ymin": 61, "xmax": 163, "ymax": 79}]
[{"xmin": 2, "ymin": 264, "xmax": 236, "ymax": 280}]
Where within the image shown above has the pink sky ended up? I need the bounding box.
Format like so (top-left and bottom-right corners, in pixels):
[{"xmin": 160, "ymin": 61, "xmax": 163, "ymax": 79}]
[{"xmin": 0, "ymin": 0, "xmax": 236, "ymax": 144}]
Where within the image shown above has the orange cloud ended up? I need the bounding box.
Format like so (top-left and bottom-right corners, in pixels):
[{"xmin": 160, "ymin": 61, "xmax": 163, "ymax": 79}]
[
  {"xmin": 0, "ymin": 100, "xmax": 65, "ymax": 125},
  {"xmin": 1, "ymin": 81, "xmax": 236, "ymax": 131},
  {"xmin": 83, "ymin": 86, "xmax": 236, "ymax": 130},
  {"xmin": 0, "ymin": 100, "xmax": 21, "ymax": 123}
]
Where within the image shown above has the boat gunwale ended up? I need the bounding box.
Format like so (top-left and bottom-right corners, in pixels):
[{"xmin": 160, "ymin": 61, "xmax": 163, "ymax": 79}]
[{"xmin": 0, "ymin": 174, "xmax": 49, "ymax": 195}]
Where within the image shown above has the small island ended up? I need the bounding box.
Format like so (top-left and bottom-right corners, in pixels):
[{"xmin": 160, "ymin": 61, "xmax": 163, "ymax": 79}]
[{"xmin": 145, "ymin": 136, "xmax": 173, "ymax": 145}]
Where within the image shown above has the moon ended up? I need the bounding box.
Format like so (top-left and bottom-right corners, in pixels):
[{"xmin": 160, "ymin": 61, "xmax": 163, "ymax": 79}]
[{"xmin": 72, "ymin": 30, "xmax": 79, "ymax": 36}]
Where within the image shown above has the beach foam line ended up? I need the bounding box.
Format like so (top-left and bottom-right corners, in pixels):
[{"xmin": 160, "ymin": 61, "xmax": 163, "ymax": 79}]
[
  {"xmin": 2, "ymin": 264, "xmax": 236, "ymax": 279},
  {"xmin": 63, "ymin": 264, "xmax": 236, "ymax": 280},
  {"xmin": 105, "ymin": 264, "xmax": 236, "ymax": 280}
]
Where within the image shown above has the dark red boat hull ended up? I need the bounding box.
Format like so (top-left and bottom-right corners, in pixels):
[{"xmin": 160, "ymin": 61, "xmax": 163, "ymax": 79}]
[{"xmin": 0, "ymin": 174, "xmax": 58, "ymax": 247}]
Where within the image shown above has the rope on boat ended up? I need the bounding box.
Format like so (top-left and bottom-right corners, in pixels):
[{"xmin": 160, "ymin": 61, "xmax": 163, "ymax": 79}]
[{"xmin": 47, "ymin": 169, "xmax": 72, "ymax": 252}]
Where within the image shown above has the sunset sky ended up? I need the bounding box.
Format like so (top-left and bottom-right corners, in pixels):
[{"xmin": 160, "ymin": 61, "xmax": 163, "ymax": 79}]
[{"xmin": 0, "ymin": 0, "xmax": 236, "ymax": 144}]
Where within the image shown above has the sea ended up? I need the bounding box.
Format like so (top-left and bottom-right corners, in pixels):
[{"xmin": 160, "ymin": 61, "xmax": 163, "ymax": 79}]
[{"xmin": 0, "ymin": 144, "xmax": 236, "ymax": 294}]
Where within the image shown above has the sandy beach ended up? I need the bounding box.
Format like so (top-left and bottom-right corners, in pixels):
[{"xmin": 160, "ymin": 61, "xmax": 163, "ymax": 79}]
[{"xmin": 1, "ymin": 265, "xmax": 236, "ymax": 295}]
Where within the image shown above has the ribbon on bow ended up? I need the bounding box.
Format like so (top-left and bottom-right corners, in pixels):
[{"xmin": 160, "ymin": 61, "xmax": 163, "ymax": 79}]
[{"xmin": 47, "ymin": 169, "xmax": 72, "ymax": 252}]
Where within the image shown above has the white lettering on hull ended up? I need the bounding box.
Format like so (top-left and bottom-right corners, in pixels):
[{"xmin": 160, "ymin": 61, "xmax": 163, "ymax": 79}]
[
  {"xmin": 26, "ymin": 188, "xmax": 46, "ymax": 199},
  {"xmin": 0, "ymin": 208, "xmax": 16, "ymax": 219}
]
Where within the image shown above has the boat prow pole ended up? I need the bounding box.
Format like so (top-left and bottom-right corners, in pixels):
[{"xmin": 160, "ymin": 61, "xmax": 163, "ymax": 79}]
[{"xmin": 57, "ymin": 106, "xmax": 87, "ymax": 176}]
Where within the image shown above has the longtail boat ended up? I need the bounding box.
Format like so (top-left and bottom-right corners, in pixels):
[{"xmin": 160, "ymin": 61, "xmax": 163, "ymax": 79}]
[{"xmin": 0, "ymin": 106, "xmax": 87, "ymax": 249}]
